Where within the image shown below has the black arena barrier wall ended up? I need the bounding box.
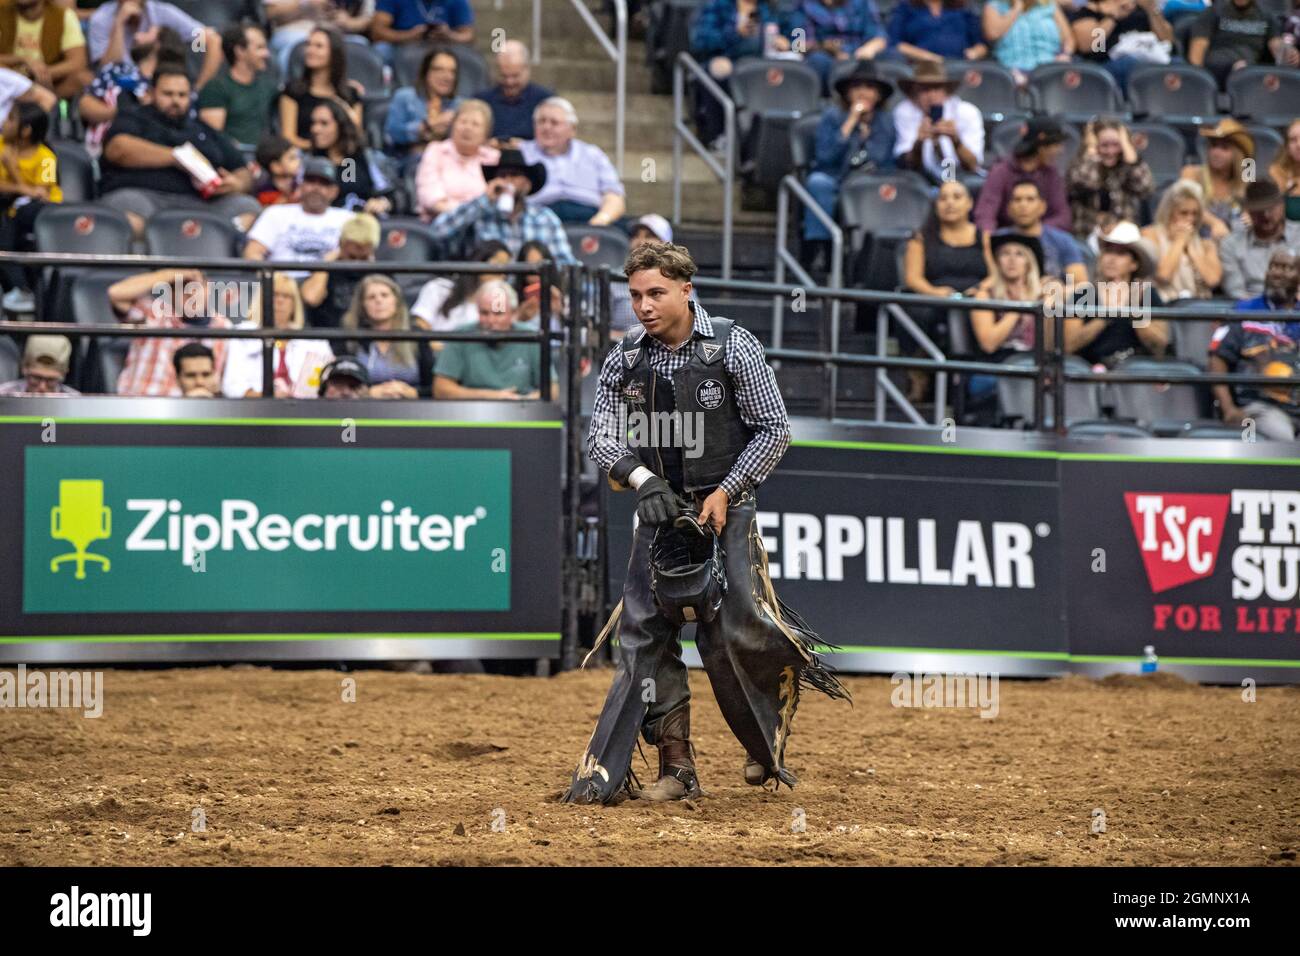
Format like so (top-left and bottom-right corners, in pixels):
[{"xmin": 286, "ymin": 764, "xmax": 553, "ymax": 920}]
[
  {"xmin": 606, "ymin": 421, "xmax": 1300, "ymax": 685},
  {"xmin": 0, "ymin": 398, "xmax": 563, "ymax": 663}
]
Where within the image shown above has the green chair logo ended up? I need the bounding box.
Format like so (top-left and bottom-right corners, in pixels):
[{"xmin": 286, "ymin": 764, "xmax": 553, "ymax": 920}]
[{"xmin": 50, "ymin": 479, "xmax": 112, "ymax": 580}]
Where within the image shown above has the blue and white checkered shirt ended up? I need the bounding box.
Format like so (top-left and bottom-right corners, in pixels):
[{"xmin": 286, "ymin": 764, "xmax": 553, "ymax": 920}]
[
  {"xmin": 587, "ymin": 301, "xmax": 791, "ymax": 499},
  {"xmin": 429, "ymin": 194, "xmax": 579, "ymax": 265}
]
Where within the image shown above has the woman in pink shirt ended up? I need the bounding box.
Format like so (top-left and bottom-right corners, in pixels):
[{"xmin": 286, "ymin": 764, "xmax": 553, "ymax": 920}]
[{"xmin": 415, "ymin": 99, "xmax": 500, "ymax": 221}]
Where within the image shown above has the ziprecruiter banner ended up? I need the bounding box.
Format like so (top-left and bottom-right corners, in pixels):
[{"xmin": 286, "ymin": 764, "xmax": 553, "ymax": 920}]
[
  {"xmin": 0, "ymin": 399, "xmax": 562, "ymax": 662},
  {"xmin": 25, "ymin": 446, "xmax": 511, "ymax": 613}
]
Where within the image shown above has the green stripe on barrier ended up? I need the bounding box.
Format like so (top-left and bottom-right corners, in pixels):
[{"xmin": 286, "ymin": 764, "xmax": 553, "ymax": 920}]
[
  {"xmin": 0, "ymin": 633, "xmax": 561, "ymax": 644},
  {"xmin": 790, "ymin": 438, "xmax": 1300, "ymax": 465},
  {"xmin": 0, "ymin": 416, "xmax": 562, "ymax": 429}
]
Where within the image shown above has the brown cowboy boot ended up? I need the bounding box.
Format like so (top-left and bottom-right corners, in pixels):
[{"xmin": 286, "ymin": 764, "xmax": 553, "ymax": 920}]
[{"xmin": 631, "ymin": 703, "xmax": 701, "ymax": 801}]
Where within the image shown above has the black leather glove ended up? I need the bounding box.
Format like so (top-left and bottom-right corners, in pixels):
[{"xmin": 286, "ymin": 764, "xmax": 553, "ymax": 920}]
[{"xmin": 636, "ymin": 475, "xmax": 681, "ymax": 527}]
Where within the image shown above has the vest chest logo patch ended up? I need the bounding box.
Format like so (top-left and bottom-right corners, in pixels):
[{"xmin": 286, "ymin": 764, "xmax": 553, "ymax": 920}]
[
  {"xmin": 622, "ymin": 380, "xmax": 645, "ymax": 404},
  {"xmin": 623, "ymin": 347, "xmax": 641, "ymax": 368},
  {"xmin": 696, "ymin": 378, "xmax": 725, "ymax": 410},
  {"xmin": 701, "ymin": 341, "xmax": 722, "ymax": 362}
]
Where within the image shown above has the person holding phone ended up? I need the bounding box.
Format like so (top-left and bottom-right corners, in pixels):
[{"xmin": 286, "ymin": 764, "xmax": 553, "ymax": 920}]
[{"xmin": 892, "ymin": 59, "xmax": 984, "ymax": 186}]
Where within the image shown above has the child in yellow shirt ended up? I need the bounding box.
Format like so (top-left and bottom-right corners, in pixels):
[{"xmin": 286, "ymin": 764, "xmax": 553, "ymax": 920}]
[{"xmin": 0, "ymin": 101, "xmax": 60, "ymax": 314}]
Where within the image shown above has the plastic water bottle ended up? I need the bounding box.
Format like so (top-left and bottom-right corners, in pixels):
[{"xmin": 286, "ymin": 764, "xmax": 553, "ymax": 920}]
[
  {"xmin": 1277, "ymin": 33, "xmax": 1295, "ymax": 67},
  {"xmin": 763, "ymin": 22, "xmax": 779, "ymax": 57},
  {"xmin": 1141, "ymin": 645, "xmax": 1158, "ymax": 674}
]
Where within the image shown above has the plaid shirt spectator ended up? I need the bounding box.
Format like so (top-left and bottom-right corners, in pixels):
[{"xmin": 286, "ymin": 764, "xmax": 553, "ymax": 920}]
[
  {"xmin": 1066, "ymin": 151, "xmax": 1155, "ymax": 240},
  {"xmin": 117, "ymin": 296, "xmax": 232, "ymax": 397},
  {"xmin": 428, "ymin": 193, "xmax": 578, "ymax": 264},
  {"xmin": 587, "ymin": 300, "xmax": 790, "ymax": 500}
]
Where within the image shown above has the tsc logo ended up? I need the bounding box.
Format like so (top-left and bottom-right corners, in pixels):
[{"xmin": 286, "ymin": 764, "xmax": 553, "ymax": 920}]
[{"xmin": 1124, "ymin": 492, "xmax": 1229, "ymax": 593}]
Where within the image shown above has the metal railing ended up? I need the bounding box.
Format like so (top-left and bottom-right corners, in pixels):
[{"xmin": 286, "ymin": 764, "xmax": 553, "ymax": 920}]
[
  {"xmin": 684, "ymin": 274, "xmax": 1300, "ymax": 433},
  {"xmin": 533, "ymin": 0, "xmax": 626, "ymax": 173},
  {"xmin": 0, "ymin": 254, "xmax": 560, "ymax": 400},
  {"xmin": 674, "ymin": 52, "xmax": 734, "ymax": 278},
  {"xmin": 773, "ymin": 174, "xmax": 842, "ymax": 350}
]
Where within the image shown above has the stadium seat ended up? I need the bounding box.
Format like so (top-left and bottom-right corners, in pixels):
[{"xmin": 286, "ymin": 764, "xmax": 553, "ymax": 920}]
[
  {"xmin": 838, "ymin": 171, "xmax": 932, "ymax": 252},
  {"xmin": 34, "ymin": 204, "xmax": 133, "ymax": 323},
  {"xmin": 1110, "ymin": 357, "xmax": 1207, "ymax": 433},
  {"xmin": 392, "ymin": 41, "xmax": 431, "ymax": 90},
  {"xmin": 1127, "ymin": 64, "xmax": 1220, "ymax": 127},
  {"xmin": 1026, "ymin": 63, "xmax": 1127, "ymax": 124},
  {"xmin": 1067, "ymin": 420, "xmax": 1153, "ymax": 439},
  {"xmin": 788, "ymin": 112, "xmax": 822, "ymax": 177},
  {"xmin": 50, "ymin": 139, "xmax": 96, "ymax": 203},
  {"xmin": 949, "ymin": 60, "xmax": 1023, "ymax": 123},
  {"xmin": 1170, "ymin": 314, "xmax": 1225, "ymax": 369},
  {"xmin": 729, "ymin": 58, "xmax": 821, "ymax": 140},
  {"xmin": 1128, "ymin": 123, "xmax": 1189, "ymax": 183},
  {"xmin": 145, "ymin": 210, "xmax": 243, "ymax": 259},
  {"xmin": 1226, "ymin": 66, "xmax": 1300, "ymax": 128},
  {"xmin": 366, "ymin": 96, "xmax": 391, "ymax": 150},
  {"xmin": 36, "ymin": 204, "xmax": 132, "ymax": 258},
  {"xmin": 751, "ymin": 110, "xmax": 810, "ymax": 189},
  {"xmin": 565, "ymin": 224, "xmax": 630, "ymax": 271},
  {"xmin": 378, "ymin": 217, "xmax": 438, "ymax": 263},
  {"xmin": 988, "ymin": 117, "xmax": 1080, "ymax": 175},
  {"xmin": 0, "ymin": 335, "xmax": 18, "ymax": 383},
  {"xmin": 69, "ymin": 269, "xmax": 134, "ymax": 393},
  {"xmin": 997, "ymin": 352, "xmax": 1099, "ymax": 427}
]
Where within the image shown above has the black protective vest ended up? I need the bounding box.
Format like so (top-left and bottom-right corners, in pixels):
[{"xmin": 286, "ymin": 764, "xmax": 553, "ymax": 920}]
[{"xmin": 617, "ymin": 317, "xmax": 754, "ymax": 494}]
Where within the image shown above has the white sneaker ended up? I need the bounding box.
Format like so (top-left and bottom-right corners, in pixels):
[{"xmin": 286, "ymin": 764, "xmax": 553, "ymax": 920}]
[{"xmin": 2, "ymin": 288, "xmax": 35, "ymax": 313}]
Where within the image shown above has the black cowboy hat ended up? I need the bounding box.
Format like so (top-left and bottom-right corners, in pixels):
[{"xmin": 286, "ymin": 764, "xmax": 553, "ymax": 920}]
[
  {"xmin": 990, "ymin": 231, "xmax": 1046, "ymax": 276},
  {"xmin": 833, "ymin": 62, "xmax": 895, "ymax": 104},
  {"xmin": 481, "ymin": 147, "xmax": 547, "ymax": 196}
]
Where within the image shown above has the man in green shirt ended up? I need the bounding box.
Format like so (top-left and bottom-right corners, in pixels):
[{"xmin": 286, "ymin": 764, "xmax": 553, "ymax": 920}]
[
  {"xmin": 434, "ymin": 279, "xmax": 559, "ymax": 400},
  {"xmin": 196, "ymin": 22, "xmax": 276, "ymax": 147}
]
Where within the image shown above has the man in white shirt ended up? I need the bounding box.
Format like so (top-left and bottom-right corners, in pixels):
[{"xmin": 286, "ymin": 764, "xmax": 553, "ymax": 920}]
[
  {"xmin": 243, "ymin": 157, "xmax": 351, "ymax": 278},
  {"xmin": 892, "ymin": 61, "xmax": 984, "ymax": 186},
  {"xmin": 0, "ymin": 64, "xmax": 57, "ymax": 126}
]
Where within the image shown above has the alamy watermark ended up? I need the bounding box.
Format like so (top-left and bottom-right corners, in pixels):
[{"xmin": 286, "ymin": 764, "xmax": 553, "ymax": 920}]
[
  {"xmin": 890, "ymin": 671, "xmax": 999, "ymax": 718},
  {"xmin": 614, "ymin": 403, "xmax": 706, "ymax": 460},
  {"xmin": 1044, "ymin": 276, "xmax": 1154, "ymax": 328},
  {"xmin": 0, "ymin": 664, "xmax": 103, "ymax": 718}
]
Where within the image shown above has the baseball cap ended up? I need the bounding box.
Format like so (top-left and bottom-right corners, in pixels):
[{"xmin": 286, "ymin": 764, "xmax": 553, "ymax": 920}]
[
  {"xmin": 340, "ymin": 212, "xmax": 380, "ymax": 247},
  {"xmin": 24, "ymin": 334, "xmax": 71, "ymax": 373},
  {"xmin": 317, "ymin": 356, "xmax": 370, "ymax": 396},
  {"xmin": 634, "ymin": 213, "xmax": 673, "ymax": 243},
  {"xmin": 302, "ymin": 156, "xmax": 337, "ymax": 184}
]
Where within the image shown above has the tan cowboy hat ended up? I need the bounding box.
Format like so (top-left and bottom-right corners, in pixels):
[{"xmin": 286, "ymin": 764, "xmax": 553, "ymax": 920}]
[
  {"xmin": 1199, "ymin": 118, "xmax": 1255, "ymax": 160},
  {"xmin": 899, "ymin": 61, "xmax": 959, "ymax": 95},
  {"xmin": 1098, "ymin": 221, "xmax": 1157, "ymax": 279}
]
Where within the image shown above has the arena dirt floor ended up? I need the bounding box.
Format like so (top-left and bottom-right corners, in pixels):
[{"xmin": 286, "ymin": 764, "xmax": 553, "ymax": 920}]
[{"xmin": 1, "ymin": 665, "xmax": 1297, "ymax": 866}]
